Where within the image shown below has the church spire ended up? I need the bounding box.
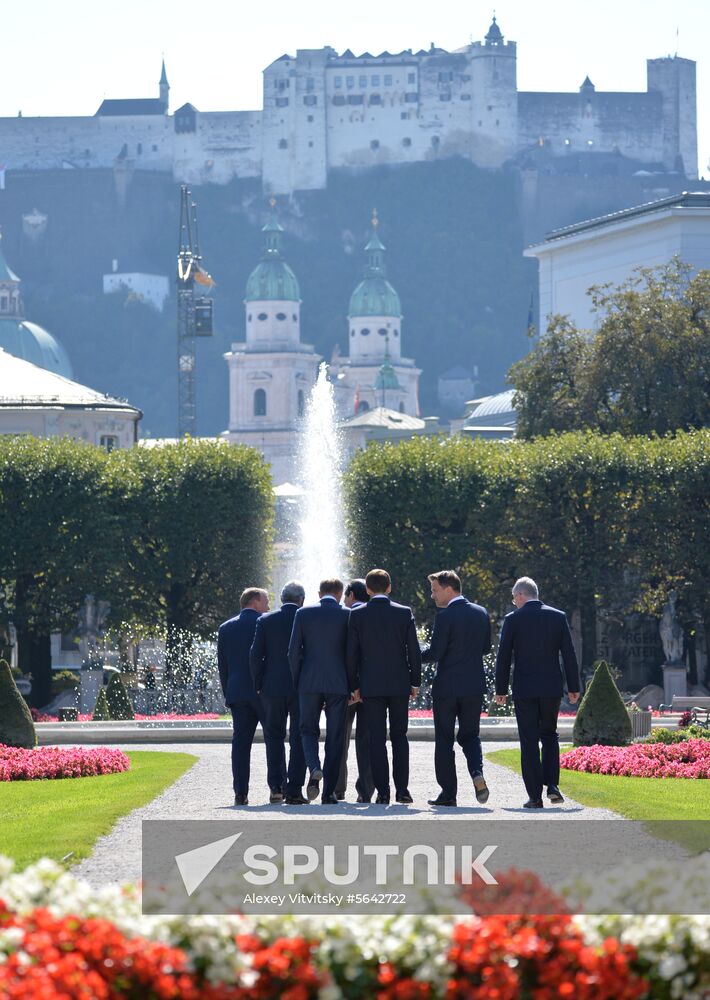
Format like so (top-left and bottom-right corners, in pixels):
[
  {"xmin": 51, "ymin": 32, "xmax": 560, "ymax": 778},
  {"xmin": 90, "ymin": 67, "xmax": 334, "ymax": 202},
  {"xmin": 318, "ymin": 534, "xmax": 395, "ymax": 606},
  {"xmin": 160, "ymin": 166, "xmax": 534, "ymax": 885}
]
[
  {"xmin": 159, "ymin": 58, "xmax": 170, "ymax": 111},
  {"xmin": 364, "ymin": 207, "xmax": 387, "ymax": 277},
  {"xmin": 485, "ymin": 13, "xmax": 504, "ymax": 45},
  {"xmin": 262, "ymin": 196, "xmax": 285, "ymax": 258}
]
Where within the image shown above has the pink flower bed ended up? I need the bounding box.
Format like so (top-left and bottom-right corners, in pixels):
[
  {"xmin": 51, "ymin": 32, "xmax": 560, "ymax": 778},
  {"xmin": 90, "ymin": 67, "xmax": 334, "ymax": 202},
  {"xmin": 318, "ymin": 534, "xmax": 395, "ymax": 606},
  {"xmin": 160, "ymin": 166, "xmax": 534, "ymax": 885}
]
[
  {"xmin": 562, "ymin": 738, "xmax": 710, "ymax": 779},
  {"xmin": 0, "ymin": 745, "xmax": 130, "ymax": 781}
]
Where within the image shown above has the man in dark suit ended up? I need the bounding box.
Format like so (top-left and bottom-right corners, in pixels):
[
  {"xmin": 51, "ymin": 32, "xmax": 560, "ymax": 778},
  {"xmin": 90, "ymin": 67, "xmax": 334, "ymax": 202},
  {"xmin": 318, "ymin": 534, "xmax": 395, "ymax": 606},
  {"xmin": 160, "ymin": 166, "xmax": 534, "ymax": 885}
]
[
  {"xmin": 288, "ymin": 578, "xmax": 353, "ymax": 804},
  {"xmin": 421, "ymin": 570, "xmax": 492, "ymax": 808},
  {"xmin": 335, "ymin": 580, "xmax": 375, "ymax": 803},
  {"xmin": 347, "ymin": 568, "xmax": 421, "ymax": 804},
  {"xmin": 250, "ymin": 580, "xmax": 308, "ymax": 805},
  {"xmin": 495, "ymin": 576, "xmax": 580, "ymax": 808},
  {"xmin": 217, "ymin": 587, "xmax": 270, "ymax": 806}
]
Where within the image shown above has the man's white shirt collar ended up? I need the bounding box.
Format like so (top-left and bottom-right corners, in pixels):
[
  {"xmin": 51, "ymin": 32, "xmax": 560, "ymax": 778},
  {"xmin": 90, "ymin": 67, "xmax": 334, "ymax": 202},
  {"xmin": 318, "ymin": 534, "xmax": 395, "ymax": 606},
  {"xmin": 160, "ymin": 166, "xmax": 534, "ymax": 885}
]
[
  {"xmin": 447, "ymin": 595, "xmax": 466, "ymax": 606},
  {"xmin": 320, "ymin": 595, "xmax": 339, "ymax": 602},
  {"xmin": 371, "ymin": 594, "xmax": 389, "ymax": 600}
]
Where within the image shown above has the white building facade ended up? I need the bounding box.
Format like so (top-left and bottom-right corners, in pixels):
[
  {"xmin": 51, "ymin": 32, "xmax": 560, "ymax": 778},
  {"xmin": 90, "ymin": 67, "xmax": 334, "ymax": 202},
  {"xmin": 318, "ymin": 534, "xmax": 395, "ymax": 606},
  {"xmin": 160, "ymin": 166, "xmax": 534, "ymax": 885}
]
[
  {"xmin": 0, "ymin": 21, "xmax": 697, "ymax": 193},
  {"xmin": 222, "ymin": 211, "xmax": 320, "ymax": 483},
  {"xmin": 525, "ymin": 191, "xmax": 710, "ymax": 331}
]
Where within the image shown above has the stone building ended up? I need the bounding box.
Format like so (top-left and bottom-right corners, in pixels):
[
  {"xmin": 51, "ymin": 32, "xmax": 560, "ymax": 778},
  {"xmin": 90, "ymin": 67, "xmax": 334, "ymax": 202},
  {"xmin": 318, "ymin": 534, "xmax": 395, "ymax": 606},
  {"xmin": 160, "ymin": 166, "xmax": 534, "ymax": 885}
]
[
  {"xmin": 330, "ymin": 213, "xmax": 421, "ymax": 418},
  {"xmin": 222, "ymin": 207, "xmax": 320, "ymax": 483},
  {"xmin": 525, "ymin": 191, "xmax": 710, "ymax": 331},
  {"xmin": 0, "ymin": 19, "xmax": 697, "ymax": 192}
]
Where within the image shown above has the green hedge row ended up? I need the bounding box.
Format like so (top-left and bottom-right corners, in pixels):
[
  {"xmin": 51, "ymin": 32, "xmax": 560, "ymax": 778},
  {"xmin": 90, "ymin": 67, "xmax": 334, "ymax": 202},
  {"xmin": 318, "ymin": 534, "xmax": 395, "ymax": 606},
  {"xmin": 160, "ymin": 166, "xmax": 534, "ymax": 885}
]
[
  {"xmin": 344, "ymin": 430, "xmax": 710, "ymax": 672},
  {"xmin": 0, "ymin": 437, "xmax": 274, "ymax": 705}
]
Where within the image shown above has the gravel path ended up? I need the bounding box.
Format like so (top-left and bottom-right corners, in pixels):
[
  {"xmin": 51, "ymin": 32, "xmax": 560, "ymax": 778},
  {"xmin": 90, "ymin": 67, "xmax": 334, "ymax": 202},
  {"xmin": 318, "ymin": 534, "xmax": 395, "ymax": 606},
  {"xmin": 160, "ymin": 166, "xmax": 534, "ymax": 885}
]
[{"xmin": 73, "ymin": 740, "xmax": 645, "ymax": 887}]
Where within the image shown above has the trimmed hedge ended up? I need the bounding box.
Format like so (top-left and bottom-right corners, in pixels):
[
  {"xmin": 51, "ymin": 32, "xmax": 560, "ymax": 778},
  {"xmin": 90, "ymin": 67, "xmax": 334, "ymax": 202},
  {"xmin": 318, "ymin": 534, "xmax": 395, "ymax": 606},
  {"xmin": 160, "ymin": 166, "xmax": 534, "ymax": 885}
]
[{"xmin": 572, "ymin": 660, "xmax": 633, "ymax": 747}]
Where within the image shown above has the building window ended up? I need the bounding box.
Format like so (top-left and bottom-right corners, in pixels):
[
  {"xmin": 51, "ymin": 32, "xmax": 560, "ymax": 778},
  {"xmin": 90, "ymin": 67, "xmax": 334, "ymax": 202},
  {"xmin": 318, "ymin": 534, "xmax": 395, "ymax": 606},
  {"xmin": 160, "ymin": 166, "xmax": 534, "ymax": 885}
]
[
  {"xmin": 278, "ymin": 138, "xmax": 288, "ymax": 148},
  {"xmin": 564, "ymin": 137, "xmax": 571, "ymax": 146},
  {"xmin": 359, "ymin": 75, "xmax": 367, "ymax": 87},
  {"xmin": 254, "ymin": 389, "xmax": 267, "ymax": 416},
  {"xmin": 346, "ymin": 76, "xmax": 354, "ymax": 88},
  {"xmin": 398, "ymin": 402, "xmax": 405, "ymax": 413},
  {"xmin": 276, "ymin": 97, "xmax": 289, "ymax": 107},
  {"xmin": 308, "ymin": 140, "xmax": 314, "ymax": 147},
  {"xmin": 136, "ymin": 142, "xmax": 142, "ymax": 154},
  {"xmin": 431, "ymin": 135, "xmax": 440, "ymax": 148},
  {"xmin": 461, "ymin": 93, "xmax": 471, "ymax": 101},
  {"xmin": 438, "ymin": 71, "xmax": 453, "ymax": 83},
  {"xmin": 461, "ymin": 74, "xmax": 471, "ymax": 82},
  {"xmin": 587, "ymin": 139, "xmax": 594, "ymax": 146},
  {"xmin": 439, "ymin": 91, "xmax": 451, "ymax": 101},
  {"xmin": 407, "ymin": 72, "xmax": 416, "ymax": 84},
  {"xmin": 99, "ymin": 435, "xmax": 119, "ymax": 453},
  {"xmin": 248, "ymin": 313, "xmax": 252, "ymax": 321},
  {"xmin": 369, "ymin": 93, "xmax": 381, "ymax": 105},
  {"xmin": 152, "ymin": 144, "xmax": 158, "ymax": 151},
  {"xmin": 370, "ymin": 139, "xmax": 380, "ymax": 150},
  {"xmin": 371, "ymin": 74, "xmax": 380, "ymax": 86},
  {"xmin": 384, "ymin": 74, "xmax": 392, "ymax": 86},
  {"xmin": 307, "ymin": 114, "xmax": 314, "ymax": 122},
  {"xmin": 277, "ymin": 79, "xmax": 289, "ymax": 91},
  {"xmin": 361, "ymin": 327, "xmax": 371, "ymax": 336},
  {"xmin": 258, "ymin": 312, "xmax": 268, "ymax": 321},
  {"xmin": 347, "ymin": 94, "xmax": 363, "ymax": 105},
  {"xmin": 357, "ymin": 400, "xmax": 370, "ymax": 413},
  {"xmin": 297, "ymin": 389, "xmax": 305, "ymax": 417},
  {"xmin": 350, "ymin": 329, "xmax": 355, "ymax": 337},
  {"xmin": 405, "ymin": 92, "xmax": 418, "ymax": 103},
  {"xmin": 276, "ymin": 312, "xmax": 287, "ymax": 320},
  {"xmin": 303, "ymin": 95, "xmax": 317, "ymax": 106},
  {"xmin": 400, "ymin": 111, "xmax": 409, "ymax": 120},
  {"xmin": 0, "ymin": 296, "xmax": 8, "ymax": 312},
  {"xmin": 332, "ymin": 95, "xmax": 345, "ymax": 106},
  {"xmin": 306, "ymin": 76, "xmax": 315, "ymax": 91},
  {"xmin": 393, "ymin": 329, "xmax": 399, "ymax": 337},
  {"xmin": 334, "ymin": 76, "xmax": 342, "ymax": 88},
  {"xmin": 292, "ymin": 313, "xmax": 297, "ymax": 321},
  {"xmin": 378, "ymin": 328, "xmax": 388, "ymax": 336},
  {"xmin": 402, "ymin": 137, "xmax": 412, "ymax": 146}
]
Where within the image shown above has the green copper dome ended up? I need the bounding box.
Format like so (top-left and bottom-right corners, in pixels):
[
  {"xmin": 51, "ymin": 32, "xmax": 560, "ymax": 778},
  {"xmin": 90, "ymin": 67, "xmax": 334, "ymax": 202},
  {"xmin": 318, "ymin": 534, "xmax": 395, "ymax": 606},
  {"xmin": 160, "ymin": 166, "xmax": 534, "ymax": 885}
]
[
  {"xmin": 0, "ymin": 318, "xmax": 73, "ymax": 378},
  {"xmin": 374, "ymin": 354, "xmax": 401, "ymax": 391},
  {"xmin": 348, "ymin": 222, "xmax": 402, "ymax": 319},
  {"xmin": 245, "ymin": 214, "xmax": 300, "ymax": 302}
]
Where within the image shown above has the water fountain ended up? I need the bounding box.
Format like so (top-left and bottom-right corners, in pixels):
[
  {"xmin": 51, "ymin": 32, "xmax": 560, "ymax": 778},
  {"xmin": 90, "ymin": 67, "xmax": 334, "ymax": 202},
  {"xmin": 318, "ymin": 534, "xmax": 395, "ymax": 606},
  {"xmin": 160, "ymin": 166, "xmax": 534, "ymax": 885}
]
[{"xmin": 296, "ymin": 363, "xmax": 347, "ymax": 602}]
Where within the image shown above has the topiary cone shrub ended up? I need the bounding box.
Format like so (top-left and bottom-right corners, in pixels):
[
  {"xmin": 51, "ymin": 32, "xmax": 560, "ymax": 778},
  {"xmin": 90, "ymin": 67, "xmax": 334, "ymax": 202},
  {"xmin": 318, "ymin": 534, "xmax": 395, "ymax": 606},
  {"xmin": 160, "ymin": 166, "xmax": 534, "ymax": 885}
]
[
  {"xmin": 105, "ymin": 673, "xmax": 135, "ymax": 721},
  {"xmin": 572, "ymin": 660, "xmax": 633, "ymax": 747},
  {"xmin": 0, "ymin": 658, "xmax": 37, "ymax": 748},
  {"xmin": 92, "ymin": 687, "xmax": 111, "ymax": 721}
]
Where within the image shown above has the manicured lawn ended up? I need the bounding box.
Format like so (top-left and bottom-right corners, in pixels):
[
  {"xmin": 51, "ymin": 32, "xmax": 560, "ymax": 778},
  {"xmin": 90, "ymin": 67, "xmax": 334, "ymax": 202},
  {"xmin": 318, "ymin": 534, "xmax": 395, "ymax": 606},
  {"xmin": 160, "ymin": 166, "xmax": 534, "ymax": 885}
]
[
  {"xmin": 487, "ymin": 746, "xmax": 710, "ymax": 852},
  {"xmin": 0, "ymin": 751, "xmax": 196, "ymax": 870}
]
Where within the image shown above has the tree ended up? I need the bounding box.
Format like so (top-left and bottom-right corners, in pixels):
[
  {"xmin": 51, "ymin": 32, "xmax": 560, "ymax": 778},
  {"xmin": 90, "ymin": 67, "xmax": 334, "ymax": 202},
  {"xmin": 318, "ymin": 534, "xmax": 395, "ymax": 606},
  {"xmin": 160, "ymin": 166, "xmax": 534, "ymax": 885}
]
[
  {"xmin": 0, "ymin": 437, "xmax": 117, "ymax": 707},
  {"xmin": 572, "ymin": 660, "xmax": 632, "ymax": 747},
  {"xmin": 511, "ymin": 261, "xmax": 710, "ymax": 439},
  {"xmin": 92, "ymin": 687, "xmax": 111, "ymax": 721},
  {"xmin": 106, "ymin": 439, "xmax": 274, "ymax": 680},
  {"xmin": 105, "ymin": 674, "xmax": 134, "ymax": 721},
  {"xmin": 0, "ymin": 659, "xmax": 37, "ymax": 748}
]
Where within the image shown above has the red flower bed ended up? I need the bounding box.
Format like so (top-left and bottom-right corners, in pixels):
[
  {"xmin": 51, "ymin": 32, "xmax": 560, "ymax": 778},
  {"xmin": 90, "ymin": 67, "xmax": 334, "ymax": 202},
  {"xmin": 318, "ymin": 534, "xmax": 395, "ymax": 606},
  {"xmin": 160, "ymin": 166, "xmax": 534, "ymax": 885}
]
[
  {"xmin": 458, "ymin": 867, "xmax": 570, "ymax": 916},
  {"xmin": 32, "ymin": 712, "xmax": 221, "ymax": 722},
  {"xmin": 0, "ymin": 906, "xmax": 324, "ymax": 999},
  {"xmin": 0, "ymin": 745, "xmax": 130, "ymax": 781},
  {"xmin": 445, "ymin": 915, "xmax": 647, "ymax": 1000},
  {"xmin": 561, "ymin": 738, "xmax": 710, "ymax": 778}
]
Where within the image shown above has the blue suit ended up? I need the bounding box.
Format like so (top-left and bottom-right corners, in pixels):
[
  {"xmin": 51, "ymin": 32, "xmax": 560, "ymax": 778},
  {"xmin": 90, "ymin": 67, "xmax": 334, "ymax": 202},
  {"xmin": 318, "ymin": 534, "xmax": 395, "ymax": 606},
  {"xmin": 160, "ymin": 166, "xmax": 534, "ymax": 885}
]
[
  {"xmin": 250, "ymin": 604, "xmax": 306, "ymax": 796},
  {"xmin": 421, "ymin": 597, "xmax": 491, "ymax": 798},
  {"xmin": 288, "ymin": 597, "xmax": 351, "ymax": 798},
  {"xmin": 495, "ymin": 599, "xmax": 580, "ymax": 801},
  {"xmin": 217, "ymin": 608, "xmax": 263, "ymax": 796}
]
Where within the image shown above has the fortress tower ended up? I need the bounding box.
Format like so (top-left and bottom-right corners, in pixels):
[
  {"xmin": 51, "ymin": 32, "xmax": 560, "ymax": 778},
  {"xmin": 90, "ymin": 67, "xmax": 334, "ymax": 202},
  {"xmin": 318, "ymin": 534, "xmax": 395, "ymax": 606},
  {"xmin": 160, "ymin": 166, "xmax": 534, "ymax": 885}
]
[
  {"xmin": 222, "ymin": 203, "xmax": 320, "ymax": 483},
  {"xmin": 467, "ymin": 16, "xmax": 518, "ymax": 168}
]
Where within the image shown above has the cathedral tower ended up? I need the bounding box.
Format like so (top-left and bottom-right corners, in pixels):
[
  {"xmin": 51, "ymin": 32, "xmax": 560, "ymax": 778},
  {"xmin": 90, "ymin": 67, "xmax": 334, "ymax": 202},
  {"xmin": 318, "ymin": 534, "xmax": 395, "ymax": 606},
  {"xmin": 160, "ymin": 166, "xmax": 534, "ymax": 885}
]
[{"xmin": 222, "ymin": 203, "xmax": 320, "ymax": 483}]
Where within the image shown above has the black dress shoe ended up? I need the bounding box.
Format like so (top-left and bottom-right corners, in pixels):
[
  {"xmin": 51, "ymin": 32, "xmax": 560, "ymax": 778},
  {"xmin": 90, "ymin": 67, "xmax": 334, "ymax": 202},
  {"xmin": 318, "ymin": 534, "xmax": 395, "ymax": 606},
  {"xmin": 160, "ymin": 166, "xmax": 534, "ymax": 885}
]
[
  {"xmin": 306, "ymin": 768, "xmax": 322, "ymax": 801},
  {"xmin": 396, "ymin": 791, "xmax": 413, "ymax": 804},
  {"xmin": 547, "ymin": 785, "xmax": 564, "ymax": 804},
  {"xmin": 356, "ymin": 795, "xmax": 371, "ymax": 803},
  {"xmin": 234, "ymin": 793, "xmax": 248, "ymax": 806},
  {"xmin": 336, "ymin": 792, "xmax": 346, "ymax": 801},
  {"xmin": 428, "ymin": 796, "xmax": 457, "ymax": 807},
  {"xmin": 375, "ymin": 794, "xmax": 390, "ymax": 804},
  {"xmin": 523, "ymin": 798, "xmax": 544, "ymax": 809},
  {"xmin": 285, "ymin": 793, "xmax": 308, "ymax": 805},
  {"xmin": 321, "ymin": 793, "xmax": 338, "ymax": 804},
  {"xmin": 269, "ymin": 789, "xmax": 284, "ymax": 804},
  {"xmin": 472, "ymin": 773, "xmax": 490, "ymax": 804}
]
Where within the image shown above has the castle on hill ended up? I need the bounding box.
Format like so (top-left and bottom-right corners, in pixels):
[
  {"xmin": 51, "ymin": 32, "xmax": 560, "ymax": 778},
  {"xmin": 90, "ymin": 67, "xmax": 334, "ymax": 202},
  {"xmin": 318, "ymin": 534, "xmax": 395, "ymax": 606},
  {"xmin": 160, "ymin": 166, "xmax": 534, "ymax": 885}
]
[{"xmin": 0, "ymin": 18, "xmax": 697, "ymax": 193}]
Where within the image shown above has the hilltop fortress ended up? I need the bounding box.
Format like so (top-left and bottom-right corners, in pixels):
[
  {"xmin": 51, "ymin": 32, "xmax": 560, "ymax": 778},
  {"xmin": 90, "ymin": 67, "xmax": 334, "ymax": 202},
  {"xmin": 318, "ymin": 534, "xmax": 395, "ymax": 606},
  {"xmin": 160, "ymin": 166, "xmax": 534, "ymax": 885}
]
[{"xmin": 0, "ymin": 17, "xmax": 697, "ymax": 193}]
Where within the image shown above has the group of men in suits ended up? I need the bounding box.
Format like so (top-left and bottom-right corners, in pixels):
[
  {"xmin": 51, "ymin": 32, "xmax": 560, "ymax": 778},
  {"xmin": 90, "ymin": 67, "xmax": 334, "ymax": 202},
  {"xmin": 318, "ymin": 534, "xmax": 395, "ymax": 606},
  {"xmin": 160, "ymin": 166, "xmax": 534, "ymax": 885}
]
[{"xmin": 217, "ymin": 569, "xmax": 580, "ymax": 809}]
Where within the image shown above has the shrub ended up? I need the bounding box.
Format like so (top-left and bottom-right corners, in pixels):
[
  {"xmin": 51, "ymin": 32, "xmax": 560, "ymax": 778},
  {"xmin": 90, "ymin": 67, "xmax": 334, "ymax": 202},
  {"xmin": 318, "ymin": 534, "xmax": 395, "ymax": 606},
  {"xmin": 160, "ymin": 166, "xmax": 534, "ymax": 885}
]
[
  {"xmin": 92, "ymin": 687, "xmax": 111, "ymax": 721},
  {"xmin": 51, "ymin": 669, "xmax": 80, "ymax": 693},
  {"xmin": 105, "ymin": 673, "xmax": 134, "ymax": 721},
  {"xmin": 0, "ymin": 659, "xmax": 36, "ymax": 749},
  {"xmin": 573, "ymin": 660, "xmax": 633, "ymax": 747},
  {"xmin": 644, "ymin": 723, "xmax": 710, "ymax": 745}
]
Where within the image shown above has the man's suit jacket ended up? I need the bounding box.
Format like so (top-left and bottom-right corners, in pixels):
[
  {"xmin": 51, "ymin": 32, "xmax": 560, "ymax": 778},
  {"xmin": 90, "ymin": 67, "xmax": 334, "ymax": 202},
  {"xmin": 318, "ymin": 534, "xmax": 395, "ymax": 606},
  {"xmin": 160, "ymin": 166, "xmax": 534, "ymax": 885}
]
[
  {"xmin": 347, "ymin": 596, "xmax": 422, "ymax": 697},
  {"xmin": 288, "ymin": 598, "xmax": 351, "ymax": 695},
  {"xmin": 495, "ymin": 599, "xmax": 580, "ymax": 699},
  {"xmin": 217, "ymin": 608, "xmax": 262, "ymax": 706},
  {"xmin": 421, "ymin": 597, "xmax": 491, "ymax": 698},
  {"xmin": 250, "ymin": 603, "xmax": 299, "ymax": 697}
]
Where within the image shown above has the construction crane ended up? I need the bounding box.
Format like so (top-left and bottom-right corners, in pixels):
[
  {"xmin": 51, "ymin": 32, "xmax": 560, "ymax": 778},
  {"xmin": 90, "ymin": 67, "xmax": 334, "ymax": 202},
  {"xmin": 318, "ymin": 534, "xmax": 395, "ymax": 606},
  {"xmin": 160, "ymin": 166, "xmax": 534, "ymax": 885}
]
[{"xmin": 176, "ymin": 185, "xmax": 214, "ymax": 437}]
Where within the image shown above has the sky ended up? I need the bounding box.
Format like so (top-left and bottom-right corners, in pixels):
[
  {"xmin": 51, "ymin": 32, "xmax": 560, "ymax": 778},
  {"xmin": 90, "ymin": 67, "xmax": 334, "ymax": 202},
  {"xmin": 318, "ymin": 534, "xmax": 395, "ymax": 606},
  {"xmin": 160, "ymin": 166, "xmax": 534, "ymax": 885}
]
[{"xmin": 2, "ymin": 0, "xmax": 708, "ymax": 177}]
